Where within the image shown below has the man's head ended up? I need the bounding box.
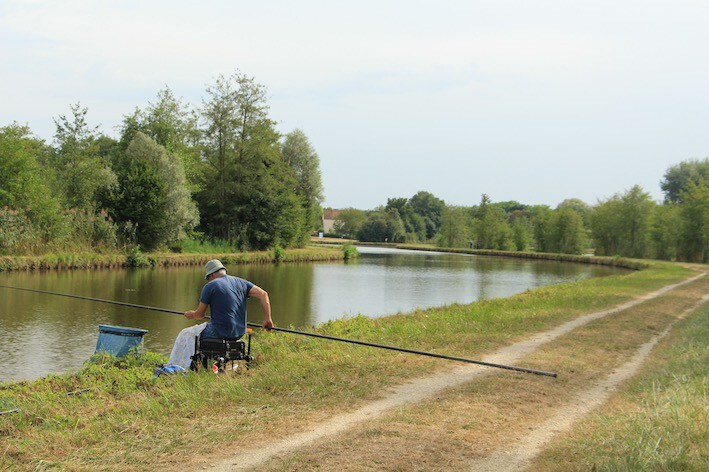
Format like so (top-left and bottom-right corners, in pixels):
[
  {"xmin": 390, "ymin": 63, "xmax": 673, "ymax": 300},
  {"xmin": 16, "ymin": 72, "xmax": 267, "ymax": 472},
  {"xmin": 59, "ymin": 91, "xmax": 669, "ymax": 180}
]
[{"xmin": 205, "ymin": 259, "xmax": 227, "ymax": 280}]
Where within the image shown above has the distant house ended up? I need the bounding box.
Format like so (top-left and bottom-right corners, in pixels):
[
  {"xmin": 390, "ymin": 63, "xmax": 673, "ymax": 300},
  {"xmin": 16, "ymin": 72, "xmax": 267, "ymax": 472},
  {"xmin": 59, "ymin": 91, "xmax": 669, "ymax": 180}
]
[{"xmin": 322, "ymin": 209, "xmax": 341, "ymax": 234}]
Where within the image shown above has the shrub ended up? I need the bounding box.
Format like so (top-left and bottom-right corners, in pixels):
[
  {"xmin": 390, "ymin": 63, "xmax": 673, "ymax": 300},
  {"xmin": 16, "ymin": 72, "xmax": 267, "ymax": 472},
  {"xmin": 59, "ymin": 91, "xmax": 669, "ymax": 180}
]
[
  {"xmin": 126, "ymin": 247, "xmax": 152, "ymax": 267},
  {"xmin": 342, "ymin": 243, "xmax": 359, "ymax": 262}
]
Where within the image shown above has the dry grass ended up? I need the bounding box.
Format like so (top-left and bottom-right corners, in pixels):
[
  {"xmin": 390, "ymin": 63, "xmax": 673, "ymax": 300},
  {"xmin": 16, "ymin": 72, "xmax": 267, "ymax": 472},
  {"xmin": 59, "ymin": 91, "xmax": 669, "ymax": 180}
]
[{"xmin": 255, "ymin": 275, "xmax": 708, "ymax": 471}]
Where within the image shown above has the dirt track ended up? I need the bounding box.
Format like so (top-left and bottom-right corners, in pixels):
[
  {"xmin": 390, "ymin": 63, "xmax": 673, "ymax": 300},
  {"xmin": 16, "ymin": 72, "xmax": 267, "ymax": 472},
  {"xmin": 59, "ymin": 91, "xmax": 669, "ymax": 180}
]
[
  {"xmin": 469, "ymin": 292, "xmax": 708, "ymax": 471},
  {"xmin": 200, "ymin": 271, "xmax": 705, "ymax": 471}
]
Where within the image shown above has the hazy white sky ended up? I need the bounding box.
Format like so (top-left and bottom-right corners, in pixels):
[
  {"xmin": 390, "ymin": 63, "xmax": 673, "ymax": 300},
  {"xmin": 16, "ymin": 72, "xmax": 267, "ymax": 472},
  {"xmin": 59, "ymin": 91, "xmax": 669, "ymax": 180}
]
[{"xmin": 1, "ymin": 0, "xmax": 707, "ymax": 209}]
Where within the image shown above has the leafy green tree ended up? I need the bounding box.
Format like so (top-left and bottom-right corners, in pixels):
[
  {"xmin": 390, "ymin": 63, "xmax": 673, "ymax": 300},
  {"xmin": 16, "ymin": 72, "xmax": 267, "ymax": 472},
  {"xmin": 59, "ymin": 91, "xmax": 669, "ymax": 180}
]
[
  {"xmin": 0, "ymin": 124, "xmax": 62, "ymax": 248},
  {"xmin": 496, "ymin": 201, "xmax": 528, "ymax": 213},
  {"xmin": 590, "ymin": 186, "xmax": 654, "ymax": 258},
  {"xmin": 438, "ymin": 206, "xmax": 471, "ymax": 248},
  {"xmin": 50, "ymin": 103, "xmax": 117, "ymax": 209},
  {"xmin": 472, "ymin": 194, "xmax": 512, "ymax": 250},
  {"xmin": 358, "ymin": 208, "xmax": 406, "ymax": 243},
  {"xmin": 409, "ymin": 191, "xmax": 445, "ymax": 239},
  {"xmin": 108, "ymin": 133, "xmax": 198, "ymax": 249},
  {"xmin": 529, "ymin": 206, "xmax": 552, "ymax": 252},
  {"xmin": 512, "ymin": 217, "xmax": 531, "ymax": 251},
  {"xmin": 0, "ymin": 124, "xmax": 51, "ymax": 209},
  {"xmin": 660, "ymin": 158, "xmax": 709, "ymax": 204},
  {"xmin": 282, "ymin": 129, "xmax": 324, "ymax": 235},
  {"xmin": 386, "ymin": 197, "xmax": 426, "ymax": 241},
  {"xmin": 198, "ymin": 72, "xmax": 305, "ymax": 249},
  {"xmin": 677, "ymin": 181, "xmax": 708, "ymax": 262},
  {"xmin": 550, "ymin": 208, "xmax": 587, "ymax": 254},
  {"xmin": 333, "ymin": 208, "xmax": 367, "ymax": 239},
  {"xmin": 556, "ymin": 198, "xmax": 591, "ymax": 227},
  {"xmin": 120, "ymin": 87, "xmax": 203, "ymax": 192},
  {"xmin": 648, "ymin": 204, "xmax": 681, "ymax": 260},
  {"xmin": 618, "ymin": 185, "xmax": 654, "ymax": 258},
  {"xmin": 590, "ymin": 197, "xmax": 624, "ymax": 256}
]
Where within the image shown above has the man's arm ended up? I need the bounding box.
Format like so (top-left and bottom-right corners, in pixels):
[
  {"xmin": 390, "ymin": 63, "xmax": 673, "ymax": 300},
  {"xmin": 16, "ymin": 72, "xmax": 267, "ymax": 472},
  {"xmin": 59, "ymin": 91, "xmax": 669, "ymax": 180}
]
[
  {"xmin": 248, "ymin": 285, "xmax": 273, "ymax": 331},
  {"xmin": 184, "ymin": 302, "xmax": 208, "ymax": 320}
]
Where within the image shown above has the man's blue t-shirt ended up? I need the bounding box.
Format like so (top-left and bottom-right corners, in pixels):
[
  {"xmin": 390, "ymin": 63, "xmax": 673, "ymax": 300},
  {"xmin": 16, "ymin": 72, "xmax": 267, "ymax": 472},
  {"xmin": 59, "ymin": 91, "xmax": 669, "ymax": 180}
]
[{"xmin": 200, "ymin": 275, "xmax": 254, "ymax": 339}]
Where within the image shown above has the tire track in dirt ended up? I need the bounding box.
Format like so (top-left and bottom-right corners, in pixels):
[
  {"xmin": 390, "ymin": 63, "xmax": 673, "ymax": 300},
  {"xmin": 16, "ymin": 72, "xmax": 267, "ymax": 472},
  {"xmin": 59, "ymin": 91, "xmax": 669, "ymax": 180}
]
[
  {"xmin": 206, "ymin": 272, "xmax": 705, "ymax": 471},
  {"xmin": 469, "ymin": 292, "xmax": 708, "ymax": 472}
]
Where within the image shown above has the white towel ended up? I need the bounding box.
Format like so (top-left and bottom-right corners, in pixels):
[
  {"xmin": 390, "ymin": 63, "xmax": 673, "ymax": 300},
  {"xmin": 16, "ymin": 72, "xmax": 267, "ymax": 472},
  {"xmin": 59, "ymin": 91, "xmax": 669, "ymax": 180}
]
[{"xmin": 167, "ymin": 322, "xmax": 208, "ymax": 369}]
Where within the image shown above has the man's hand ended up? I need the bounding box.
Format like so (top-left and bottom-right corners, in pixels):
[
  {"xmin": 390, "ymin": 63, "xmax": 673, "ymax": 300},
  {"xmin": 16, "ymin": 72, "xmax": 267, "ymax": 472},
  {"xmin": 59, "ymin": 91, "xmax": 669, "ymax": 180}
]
[
  {"xmin": 185, "ymin": 303, "xmax": 208, "ymax": 320},
  {"xmin": 262, "ymin": 318, "xmax": 274, "ymax": 331}
]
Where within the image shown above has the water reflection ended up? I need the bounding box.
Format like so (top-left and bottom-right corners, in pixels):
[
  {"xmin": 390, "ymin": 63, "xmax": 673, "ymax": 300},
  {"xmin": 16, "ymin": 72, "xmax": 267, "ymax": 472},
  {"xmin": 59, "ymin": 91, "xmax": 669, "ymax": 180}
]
[{"xmin": 0, "ymin": 247, "xmax": 623, "ymax": 382}]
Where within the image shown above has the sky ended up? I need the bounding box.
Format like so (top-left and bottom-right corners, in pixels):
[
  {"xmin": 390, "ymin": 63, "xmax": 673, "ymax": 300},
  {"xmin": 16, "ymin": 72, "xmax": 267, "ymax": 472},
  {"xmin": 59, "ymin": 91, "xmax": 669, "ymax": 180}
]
[{"xmin": 1, "ymin": 0, "xmax": 708, "ymax": 210}]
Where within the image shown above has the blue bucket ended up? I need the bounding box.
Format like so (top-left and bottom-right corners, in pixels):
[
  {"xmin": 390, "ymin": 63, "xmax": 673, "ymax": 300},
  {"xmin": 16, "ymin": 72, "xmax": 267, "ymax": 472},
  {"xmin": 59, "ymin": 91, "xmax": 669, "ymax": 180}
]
[{"xmin": 95, "ymin": 324, "xmax": 148, "ymax": 357}]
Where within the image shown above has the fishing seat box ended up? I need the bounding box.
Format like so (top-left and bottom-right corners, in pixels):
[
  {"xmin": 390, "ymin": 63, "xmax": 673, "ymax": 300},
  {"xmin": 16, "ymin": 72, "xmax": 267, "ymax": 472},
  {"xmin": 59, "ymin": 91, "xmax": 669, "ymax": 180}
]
[{"xmin": 191, "ymin": 333, "xmax": 252, "ymax": 372}]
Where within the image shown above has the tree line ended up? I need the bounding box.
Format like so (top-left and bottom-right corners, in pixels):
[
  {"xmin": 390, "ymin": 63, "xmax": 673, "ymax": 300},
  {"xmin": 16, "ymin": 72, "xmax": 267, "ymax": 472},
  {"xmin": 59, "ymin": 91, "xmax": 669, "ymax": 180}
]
[
  {"xmin": 330, "ymin": 159, "xmax": 708, "ymax": 263},
  {"xmin": 0, "ymin": 72, "xmax": 324, "ymax": 255}
]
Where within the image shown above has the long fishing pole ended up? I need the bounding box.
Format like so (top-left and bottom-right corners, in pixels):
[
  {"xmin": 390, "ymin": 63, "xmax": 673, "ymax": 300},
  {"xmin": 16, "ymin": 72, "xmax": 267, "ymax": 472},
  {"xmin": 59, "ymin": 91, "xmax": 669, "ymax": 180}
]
[{"xmin": 0, "ymin": 284, "xmax": 557, "ymax": 377}]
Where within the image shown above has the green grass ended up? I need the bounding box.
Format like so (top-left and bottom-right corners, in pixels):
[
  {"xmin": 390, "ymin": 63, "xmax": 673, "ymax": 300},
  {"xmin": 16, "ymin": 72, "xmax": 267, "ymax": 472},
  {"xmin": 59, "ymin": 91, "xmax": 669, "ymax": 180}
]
[
  {"xmin": 177, "ymin": 237, "xmax": 239, "ymax": 254},
  {"xmin": 532, "ymin": 299, "xmax": 708, "ymax": 471},
  {"xmin": 0, "ymin": 246, "xmax": 344, "ymax": 271},
  {"xmin": 399, "ymin": 244, "xmax": 651, "ymax": 270},
  {"xmin": 0, "ymin": 260, "xmax": 698, "ymax": 470}
]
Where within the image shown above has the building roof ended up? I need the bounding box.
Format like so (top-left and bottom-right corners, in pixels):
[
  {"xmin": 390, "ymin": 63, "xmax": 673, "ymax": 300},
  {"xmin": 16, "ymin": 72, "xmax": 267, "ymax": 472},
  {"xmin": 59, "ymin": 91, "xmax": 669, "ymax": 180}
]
[{"xmin": 322, "ymin": 209, "xmax": 341, "ymax": 220}]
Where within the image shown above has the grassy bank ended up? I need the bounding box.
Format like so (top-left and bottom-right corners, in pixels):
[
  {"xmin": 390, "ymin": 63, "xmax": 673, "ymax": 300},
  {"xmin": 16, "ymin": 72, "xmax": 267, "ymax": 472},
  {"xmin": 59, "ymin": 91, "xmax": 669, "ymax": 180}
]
[
  {"xmin": 325, "ymin": 241, "xmax": 650, "ymax": 270},
  {"xmin": 531, "ymin": 293, "xmax": 708, "ymax": 471},
  {"xmin": 0, "ymin": 260, "xmax": 699, "ymax": 470},
  {"xmin": 397, "ymin": 243, "xmax": 650, "ymax": 270},
  {"xmin": 263, "ymin": 265, "xmax": 708, "ymax": 471},
  {"xmin": 0, "ymin": 246, "xmax": 344, "ymax": 271}
]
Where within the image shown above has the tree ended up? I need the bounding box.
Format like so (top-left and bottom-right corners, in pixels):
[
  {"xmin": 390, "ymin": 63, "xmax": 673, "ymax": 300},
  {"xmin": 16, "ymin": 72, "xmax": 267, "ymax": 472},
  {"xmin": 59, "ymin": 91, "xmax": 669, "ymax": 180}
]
[
  {"xmin": 590, "ymin": 197, "xmax": 624, "ymax": 256},
  {"xmin": 550, "ymin": 208, "xmax": 587, "ymax": 254},
  {"xmin": 496, "ymin": 201, "xmax": 528, "ymax": 213},
  {"xmin": 660, "ymin": 158, "xmax": 709, "ymax": 204},
  {"xmin": 409, "ymin": 191, "xmax": 445, "ymax": 239},
  {"xmin": 590, "ymin": 186, "xmax": 654, "ymax": 258},
  {"xmin": 50, "ymin": 103, "xmax": 117, "ymax": 209},
  {"xmin": 120, "ymin": 87, "xmax": 203, "ymax": 192},
  {"xmin": 512, "ymin": 217, "xmax": 531, "ymax": 251},
  {"xmin": 556, "ymin": 198, "xmax": 591, "ymax": 227},
  {"xmin": 648, "ymin": 204, "xmax": 681, "ymax": 260},
  {"xmin": 282, "ymin": 129, "xmax": 324, "ymax": 235},
  {"xmin": 386, "ymin": 197, "xmax": 426, "ymax": 241},
  {"xmin": 0, "ymin": 124, "xmax": 51, "ymax": 210},
  {"xmin": 333, "ymin": 208, "xmax": 367, "ymax": 239},
  {"xmin": 472, "ymin": 194, "xmax": 512, "ymax": 250},
  {"xmin": 108, "ymin": 133, "xmax": 198, "ymax": 249},
  {"xmin": 438, "ymin": 206, "xmax": 470, "ymax": 248},
  {"xmin": 0, "ymin": 124, "xmax": 62, "ymax": 249},
  {"xmin": 529, "ymin": 206, "xmax": 552, "ymax": 252},
  {"xmin": 677, "ymin": 181, "xmax": 708, "ymax": 262},
  {"xmin": 358, "ymin": 208, "xmax": 406, "ymax": 243},
  {"xmin": 618, "ymin": 185, "xmax": 654, "ymax": 258},
  {"xmin": 198, "ymin": 72, "xmax": 306, "ymax": 249}
]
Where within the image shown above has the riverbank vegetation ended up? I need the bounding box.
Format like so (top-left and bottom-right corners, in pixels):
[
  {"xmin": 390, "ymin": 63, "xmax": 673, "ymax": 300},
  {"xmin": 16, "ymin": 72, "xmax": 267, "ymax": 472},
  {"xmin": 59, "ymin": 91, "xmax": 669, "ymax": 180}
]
[
  {"xmin": 0, "ymin": 72, "xmax": 324, "ymax": 257},
  {"xmin": 331, "ymin": 159, "xmax": 707, "ymax": 263},
  {"xmin": 0, "ymin": 260, "xmax": 701, "ymax": 469},
  {"xmin": 0, "ymin": 246, "xmax": 344, "ymax": 271}
]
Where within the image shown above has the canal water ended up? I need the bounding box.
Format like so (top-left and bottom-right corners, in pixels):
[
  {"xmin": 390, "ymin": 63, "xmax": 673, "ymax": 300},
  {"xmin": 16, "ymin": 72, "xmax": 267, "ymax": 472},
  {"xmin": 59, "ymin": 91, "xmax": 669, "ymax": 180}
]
[{"xmin": 0, "ymin": 247, "xmax": 624, "ymax": 383}]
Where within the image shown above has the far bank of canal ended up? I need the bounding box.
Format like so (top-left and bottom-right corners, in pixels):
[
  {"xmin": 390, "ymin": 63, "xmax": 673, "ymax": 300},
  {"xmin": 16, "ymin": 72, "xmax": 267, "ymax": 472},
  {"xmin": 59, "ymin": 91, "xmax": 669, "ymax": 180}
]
[{"xmin": 0, "ymin": 247, "xmax": 627, "ymax": 383}]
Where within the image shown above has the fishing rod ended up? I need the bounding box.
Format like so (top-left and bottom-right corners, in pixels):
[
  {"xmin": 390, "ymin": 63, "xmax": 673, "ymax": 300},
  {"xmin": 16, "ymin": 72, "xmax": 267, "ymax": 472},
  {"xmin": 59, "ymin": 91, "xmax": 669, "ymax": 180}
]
[{"xmin": 0, "ymin": 284, "xmax": 557, "ymax": 378}]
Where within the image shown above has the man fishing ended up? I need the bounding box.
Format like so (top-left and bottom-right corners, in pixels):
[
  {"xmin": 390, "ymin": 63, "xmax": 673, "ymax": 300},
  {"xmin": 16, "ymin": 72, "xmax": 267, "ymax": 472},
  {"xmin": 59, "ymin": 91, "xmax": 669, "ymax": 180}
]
[
  {"xmin": 167, "ymin": 259, "xmax": 273, "ymax": 368},
  {"xmin": 185, "ymin": 259, "xmax": 273, "ymax": 334}
]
